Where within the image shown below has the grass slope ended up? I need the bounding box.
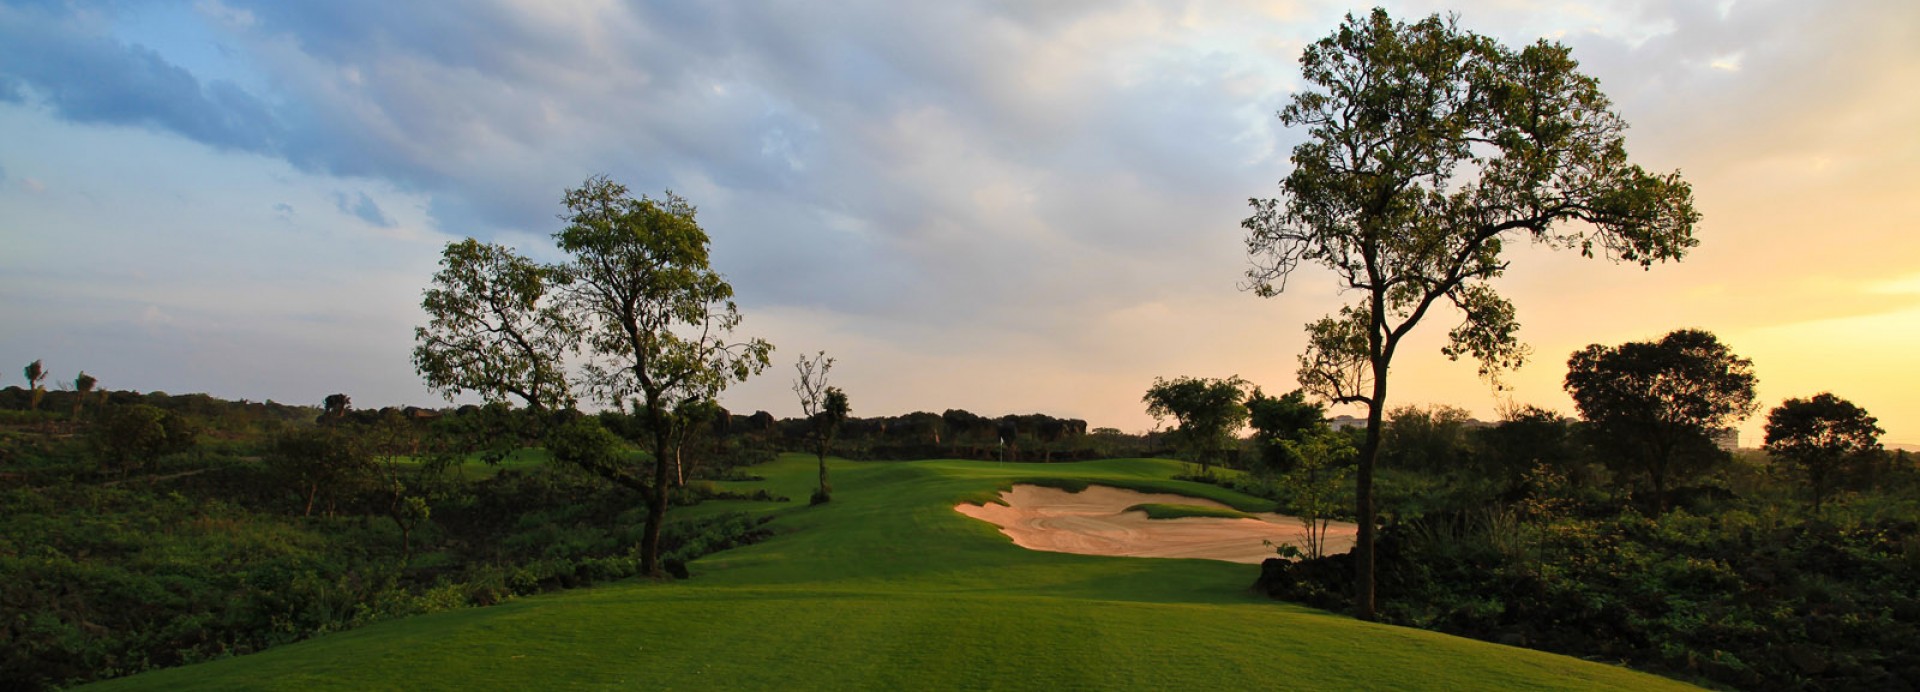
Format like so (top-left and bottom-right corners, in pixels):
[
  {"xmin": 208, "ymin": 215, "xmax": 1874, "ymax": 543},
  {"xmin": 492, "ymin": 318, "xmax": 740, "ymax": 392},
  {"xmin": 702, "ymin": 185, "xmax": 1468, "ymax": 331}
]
[
  {"xmin": 89, "ymin": 455, "xmax": 1696, "ymax": 691},
  {"xmin": 1125, "ymin": 502, "xmax": 1260, "ymax": 520}
]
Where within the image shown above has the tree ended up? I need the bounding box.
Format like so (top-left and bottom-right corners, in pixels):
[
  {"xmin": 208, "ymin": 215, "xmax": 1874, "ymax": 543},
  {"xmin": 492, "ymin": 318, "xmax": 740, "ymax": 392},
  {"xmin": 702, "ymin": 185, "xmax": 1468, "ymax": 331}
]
[
  {"xmin": 1242, "ymin": 9, "xmax": 1698, "ymax": 618},
  {"xmin": 414, "ymin": 238, "xmax": 577, "ymax": 418},
  {"xmin": 1474, "ymin": 405, "xmax": 1590, "ymax": 496},
  {"xmin": 268, "ymin": 427, "xmax": 371, "ymax": 516},
  {"xmin": 666, "ymin": 396, "xmax": 724, "ymax": 487},
  {"xmin": 1278, "ymin": 427, "xmax": 1354, "ymax": 560},
  {"xmin": 23, "ymin": 359, "xmax": 46, "ymax": 412},
  {"xmin": 557, "ymin": 177, "xmax": 772, "ymax": 576},
  {"xmin": 93, "ymin": 404, "xmax": 199, "ymax": 476},
  {"xmin": 1246, "ymin": 388, "xmax": 1327, "ymax": 475},
  {"xmin": 72, "ymin": 371, "xmax": 96, "ymax": 419},
  {"xmin": 1764, "ymin": 393, "xmax": 1883, "ymax": 511},
  {"xmin": 1564, "ymin": 329, "xmax": 1756, "ymax": 510},
  {"xmin": 322, "ymin": 394, "xmax": 351, "ymax": 421},
  {"xmin": 793, "ymin": 351, "xmax": 850, "ymax": 503},
  {"xmin": 413, "ymin": 177, "xmax": 772, "ymax": 576},
  {"xmin": 1380, "ymin": 404, "xmax": 1475, "ymax": 473},
  {"xmin": 1143, "ymin": 376, "xmax": 1250, "ymax": 475},
  {"xmin": 368, "ymin": 410, "xmax": 436, "ymax": 562}
]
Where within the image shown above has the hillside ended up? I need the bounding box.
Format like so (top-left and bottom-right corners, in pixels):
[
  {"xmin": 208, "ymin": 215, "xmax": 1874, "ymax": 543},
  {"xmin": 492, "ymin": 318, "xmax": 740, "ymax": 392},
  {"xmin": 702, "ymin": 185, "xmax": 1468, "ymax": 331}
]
[{"xmin": 86, "ymin": 455, "xmax": 1694, "ymax": 690}]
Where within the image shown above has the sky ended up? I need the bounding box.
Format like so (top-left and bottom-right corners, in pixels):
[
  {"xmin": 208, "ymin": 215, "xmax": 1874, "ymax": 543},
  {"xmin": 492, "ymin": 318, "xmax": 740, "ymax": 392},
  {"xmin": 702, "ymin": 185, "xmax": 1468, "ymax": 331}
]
[{"xmin": 1, "ymin": 0, "xmax": 1916, "ymax": 445}]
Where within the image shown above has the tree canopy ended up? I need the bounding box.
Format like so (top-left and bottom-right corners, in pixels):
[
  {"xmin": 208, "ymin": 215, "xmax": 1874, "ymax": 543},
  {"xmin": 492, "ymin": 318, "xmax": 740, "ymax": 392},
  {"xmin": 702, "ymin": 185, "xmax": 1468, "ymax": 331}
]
[
  {"xmin": 414, "ymin": 238, "xmax": 577, "ymax": 416},
  {"xmin": 413, "ymin": 176, "xmax": 771, "ymax": 576},
  {"xmin": 1245, "ymin": 388, "xmax": 1327, "ymax": 475},
  {"xmin": 1143, "ymin": 375, "xmax": 1249, "ymax": 475},
  {"xmin": 1764, "ymin": 393, "xmax": 1883, "ymax": 511},
  {"xmin": 72, "ymin": 371, "xmax": 97, "ymax": 418},
  {"xmin": 1242, "ymin": 8, "xmax": 1698, "ymax": 618},
  {"xmin": 1565, "ymin": 329, "xmax": 1757, "ymax": 510},
  {"xmin": 23, "ymin": 359, "xmax": 46, "ymax": 412}
]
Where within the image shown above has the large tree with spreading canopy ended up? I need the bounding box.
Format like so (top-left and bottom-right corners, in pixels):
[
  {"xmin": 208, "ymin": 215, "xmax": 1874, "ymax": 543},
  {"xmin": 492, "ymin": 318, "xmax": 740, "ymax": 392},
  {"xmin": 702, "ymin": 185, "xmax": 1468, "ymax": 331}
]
[
  {"xmin": 1243, "ymin": 8, "xmax": 1699, "ymax": 618},
  {"xmin": 1764, "ymin": 392, "xmax": 1882, "ymax": 512},
  {"xmin": 415, "ymin": 176, "xmax": 771, "ymax": 576},
  {"xmin": 1143, "ymin": 375, "xmax": 1250, "ymax": 476},
  {"xmin": 1564, "ymin": 329, "xmax": 1757, "ymax": 512}
]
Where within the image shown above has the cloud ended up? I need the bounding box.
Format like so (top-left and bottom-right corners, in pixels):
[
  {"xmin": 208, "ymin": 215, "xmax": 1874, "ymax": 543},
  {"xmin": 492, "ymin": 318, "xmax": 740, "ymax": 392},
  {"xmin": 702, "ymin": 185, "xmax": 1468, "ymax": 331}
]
[
  {"xmin": 332, "ymin": 190, "xmax": 391, "ymax": 227},
  {"xmin": 0, "ymin": 3, "xmax": 280, "ymax": 153},
  {"xmin": 2, "ymin": 0, "xmax": 1304, "ymax": 332},
  {"xmin": 6, "ymin": 0, "xmax": 1918, "ymax": 439}
]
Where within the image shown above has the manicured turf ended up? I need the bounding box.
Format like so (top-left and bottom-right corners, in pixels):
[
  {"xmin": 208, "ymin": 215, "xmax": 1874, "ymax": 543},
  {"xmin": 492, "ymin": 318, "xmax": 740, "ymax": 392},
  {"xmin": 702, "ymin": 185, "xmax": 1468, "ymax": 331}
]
[
  {"xmin": 88, "ymin": 455, "xmax": 1698, "ymax": 691},
  {"xmin": 1125, "ymin": 502, "xmax": 1261, "ymax": 520}
]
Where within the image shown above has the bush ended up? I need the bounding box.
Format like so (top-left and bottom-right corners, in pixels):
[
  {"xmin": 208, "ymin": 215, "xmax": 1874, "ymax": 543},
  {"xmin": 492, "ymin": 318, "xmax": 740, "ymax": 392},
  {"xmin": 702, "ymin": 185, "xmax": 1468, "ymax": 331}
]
[{"xmin": 1256, "ymin": 511, "xmax": 1920, "ymax": 690}]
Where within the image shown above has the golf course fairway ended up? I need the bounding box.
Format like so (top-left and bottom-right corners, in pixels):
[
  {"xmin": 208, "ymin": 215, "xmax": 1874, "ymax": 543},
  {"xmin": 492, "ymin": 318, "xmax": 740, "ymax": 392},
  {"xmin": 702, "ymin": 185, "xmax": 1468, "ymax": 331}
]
[{"xmin": 87, "ymin": 455, "xmax": 1698, "ymax": 690}]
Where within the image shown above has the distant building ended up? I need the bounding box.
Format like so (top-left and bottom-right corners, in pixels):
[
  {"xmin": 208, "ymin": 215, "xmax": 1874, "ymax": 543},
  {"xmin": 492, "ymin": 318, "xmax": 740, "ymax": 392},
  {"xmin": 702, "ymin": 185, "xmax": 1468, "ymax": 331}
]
[
  {"xmin": 1329, "ymin": 415, "xmax": 1366, "ymax": 430},
  {"xmin": 1328, "ymin": 413, "xmax": 1493, "ymax": 430},
  {"xmin": 1710, "ymin": 427, "xmax": 1739, "ymax": 451}
]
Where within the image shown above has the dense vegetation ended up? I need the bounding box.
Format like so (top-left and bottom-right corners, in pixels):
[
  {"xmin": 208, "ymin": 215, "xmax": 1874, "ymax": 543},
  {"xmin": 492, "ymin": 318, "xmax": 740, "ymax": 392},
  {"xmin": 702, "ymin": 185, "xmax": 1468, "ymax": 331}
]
[
  {"xmin": 1232, "ymin": 403, "xmax": 1920, "ymax": 690},
  {"xmin": 0, "ymin": 392, "xmax": 777, "ymax": 690}
]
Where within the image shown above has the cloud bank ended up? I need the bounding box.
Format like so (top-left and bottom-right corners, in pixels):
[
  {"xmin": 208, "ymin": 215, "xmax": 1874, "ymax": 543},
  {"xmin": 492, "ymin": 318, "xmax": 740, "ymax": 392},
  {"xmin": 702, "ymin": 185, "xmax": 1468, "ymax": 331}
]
[{"xmin": 1, "ymin": 0, "xmax": 1915, "ymax": 441}]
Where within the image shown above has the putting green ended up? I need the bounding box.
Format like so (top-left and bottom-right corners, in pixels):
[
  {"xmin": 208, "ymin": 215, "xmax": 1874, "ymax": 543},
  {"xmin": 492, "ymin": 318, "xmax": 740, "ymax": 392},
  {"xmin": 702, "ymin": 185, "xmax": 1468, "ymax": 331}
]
[{"xmin": 86, "ymin": 455, "xmax": 1698, "ymax": 691}]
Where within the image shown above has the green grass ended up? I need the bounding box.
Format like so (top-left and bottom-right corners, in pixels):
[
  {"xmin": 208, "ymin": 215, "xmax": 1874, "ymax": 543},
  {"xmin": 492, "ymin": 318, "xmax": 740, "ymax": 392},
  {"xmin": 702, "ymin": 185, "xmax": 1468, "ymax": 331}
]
[
  {"xmin": 1125, "ymin": 502, "xmax": 1260, "ymax": 520},
  {"xmin": 390, "ymin": 447, "xmax": 554, "ymax": 479},
  {"xmin": 88, "ymin": 454, "xmax": 1697, "ymax": 691}
]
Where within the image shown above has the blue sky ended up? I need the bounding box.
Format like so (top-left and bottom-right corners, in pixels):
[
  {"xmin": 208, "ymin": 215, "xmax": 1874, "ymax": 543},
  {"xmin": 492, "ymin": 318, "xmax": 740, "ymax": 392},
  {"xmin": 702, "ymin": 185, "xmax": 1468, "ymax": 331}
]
[{"xmin": 3, "ymin": 0, "xmax": 1917, "ymax": 443}]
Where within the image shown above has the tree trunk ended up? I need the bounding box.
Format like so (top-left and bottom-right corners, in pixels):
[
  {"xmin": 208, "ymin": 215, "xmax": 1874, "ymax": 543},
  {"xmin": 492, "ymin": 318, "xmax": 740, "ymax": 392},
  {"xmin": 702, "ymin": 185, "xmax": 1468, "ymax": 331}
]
[
  {"xmin": 817, "ymin": 449, "xmax": 830, "ymax": 500},
  {"xmin": 304, "ymin": 482, "xmax": 318, "ymax": 516},
  {"xmin": 1354, "ymin": 358, "xmax": 1391, "ymax": 621},
  {"xmin": 1811, "ymin": 469, "xmax": 1827, "ymax": 513},
  {"xmin": 642, "ymin": 438, "xmax": 669, "ymax": 577},
  {"xmin": 400, "ymin": 521, "xmax": 413, "ymax": 564}
]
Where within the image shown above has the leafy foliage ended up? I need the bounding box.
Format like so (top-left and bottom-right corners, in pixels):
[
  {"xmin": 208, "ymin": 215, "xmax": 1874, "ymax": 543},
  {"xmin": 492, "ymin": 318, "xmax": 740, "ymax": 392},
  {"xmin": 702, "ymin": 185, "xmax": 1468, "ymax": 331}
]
[
  {"xmin": 1143, "ymin": 375, "xmax": 1249, "ymax": 475},
  {"xmin": 413, "ymin": 176, "xmax": 773, "ymax": 576},
  {"xmin": 1765, "ymin": 393, "xmax": 1883, "ymax": 511},
  {"xmin": 414, "ymin": 239, "xmax": 577, "ymax": 415},
  {"xmin": 1260, "ymin": 509, "xmax": 1920, "ymax": 691},
  {"xmin": 92, "ymin": 404, "xmax": 198, "ymax": 475},
  {"xmin": 556, "ymin": 177, "xmax": 773, "ymax": 574},
  {"xmin": 1245, "ymin": 388, "xmax": 1325, "ymax": 475},
  {"xmin": 1565, "ymin": 329, "xmax": 1757, "ymax": 510},
  {"xmin": 1, "ymin": 411, "xmax": 776, "ymax": 691},
  {"xmin": 24, "ymin": 359, "xmax": 46, "ymax": 412},
  {"xmin": 1277, "ymin": 428, "xmax": 1355, "ymax": 559},
  {"xmin": 1243, "ymin": 7, "xmax": 1698, "ymax": 617},
  {"xmin": 265, "ymin": 427, "xmax": 371, "ymax": 516},
  {"xmin": 72, "ymin": 371, "xmax": 96, "ymax": 418},
  {"xmin": 1380, "ymin": 404, "xmax": 1476, "ymax": 473}
]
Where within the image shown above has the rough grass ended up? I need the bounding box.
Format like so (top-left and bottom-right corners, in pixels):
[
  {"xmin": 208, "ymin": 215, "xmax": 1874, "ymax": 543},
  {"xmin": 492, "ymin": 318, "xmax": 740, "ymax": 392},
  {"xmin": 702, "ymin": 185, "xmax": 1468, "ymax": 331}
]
[
  {"xmin": 1126, "ymin": 502, "xmax": 1259, "ymax": 520},
  {"xmin": 87, "ymin": 454, "xmax": 1698, "ymax": 691}
]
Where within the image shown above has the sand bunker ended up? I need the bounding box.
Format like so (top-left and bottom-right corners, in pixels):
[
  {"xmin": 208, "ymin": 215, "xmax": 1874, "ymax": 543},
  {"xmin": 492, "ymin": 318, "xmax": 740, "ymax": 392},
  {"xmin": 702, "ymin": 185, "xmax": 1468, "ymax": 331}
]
[{"xmin": 955, "ymin": 484, "xmax": 1357, "ymax": 564}]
